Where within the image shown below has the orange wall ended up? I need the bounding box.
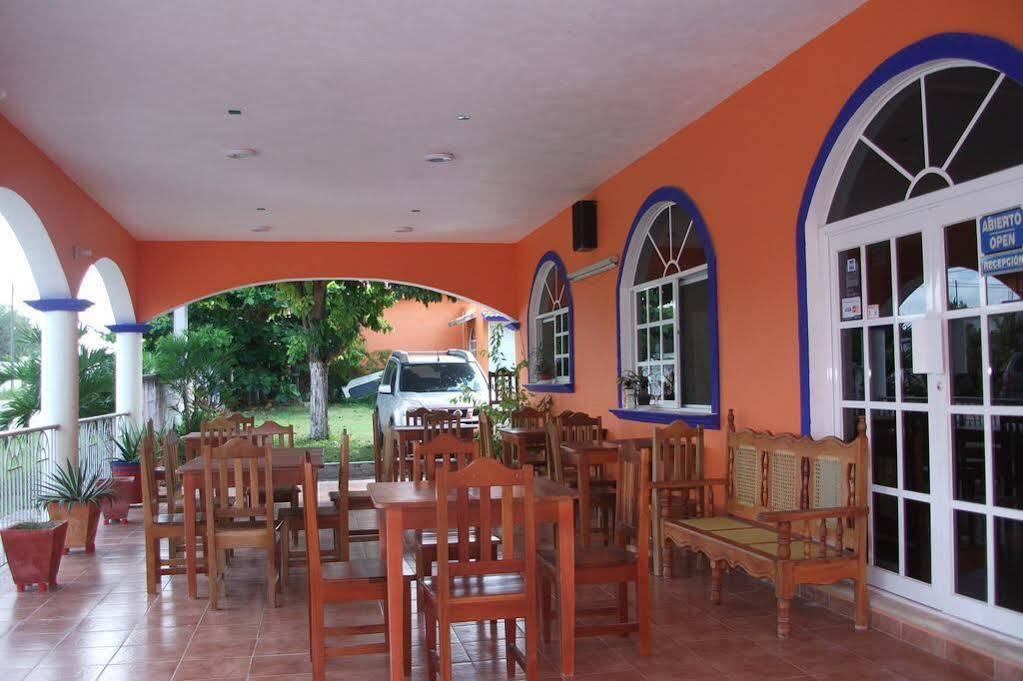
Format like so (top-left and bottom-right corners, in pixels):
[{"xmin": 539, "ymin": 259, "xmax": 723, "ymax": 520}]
[
  {"xmin": 511, "ymin": 0, "xmax": 1023, "ymax": 475},
  {"xmin": 135, "ymin": 240, "xmax": 518, "ymax": 321},
  {"xmin": 0, "ymin": 115, "xmax": 137, "ymax": 307},
  {"xmin": 362, "ymin": 298, "xmax": 466, "ymax": 355}
]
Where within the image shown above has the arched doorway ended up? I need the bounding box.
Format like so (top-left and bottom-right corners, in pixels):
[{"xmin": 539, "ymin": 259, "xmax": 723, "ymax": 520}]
[{"xmin": 801, "ymin": 35, "xmax": 1023, "ymax": 632}]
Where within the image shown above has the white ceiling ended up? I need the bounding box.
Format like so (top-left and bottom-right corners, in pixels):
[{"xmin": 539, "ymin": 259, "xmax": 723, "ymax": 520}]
[{"xmin": 0, "ymin": 0, "xmax": 861, "ymax": 243}]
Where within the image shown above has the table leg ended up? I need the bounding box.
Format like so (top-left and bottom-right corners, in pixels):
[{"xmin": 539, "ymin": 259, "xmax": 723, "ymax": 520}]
[
  {"xmin": 184, "ymin": 475, "xmax": 197, "ymax": 599},
  {"xmin": 557, "ymin": 498, "xmax": 575, "ymax": 678},
  {"xmin": 383, "ymin": 508, "xmax": 405, "ymax": 681},
  {"xmin": 578, "ymin": 455, "xmax": 591, "ymax": 548}
]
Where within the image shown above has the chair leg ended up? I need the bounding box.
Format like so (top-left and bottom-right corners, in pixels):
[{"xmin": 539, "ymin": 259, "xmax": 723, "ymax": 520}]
[
  {"xmin": 416, "ymin": 546, "xmax": 430, "ymax": 615},
  {"xmin": 145, "ymin": 536, "xmax": 159, "ymax": 594},
  {"xmin": 617, "ymin": 582, "xmax": 628, "ymax": 628},
  {"xmin": 266, "ymin": 545, "xmax": 278, "ymax": 608},
  {"xmin": 854, "ymin": 575, "xmax": 869, "ymax": 630},
  {"xmin": 424, "ymin": 596, "xmax": 436, "ymax": 680},
  {"xmin": 280, "ymin": 528, "xmax": 290, "ymax": 587},
  {"xmin": 290, "ymin": 488, "xmax": 300, "ymax": 545},
  {"xmin": 710, "ymin": 559, "xmax": 723, "ymax": 605},
  {"xmin": 776, "ymin": 597, "xmax": 791, "ymax": 639},
  {"xmin": 525, "ymin": 607, "xmax": 538, "ymax": 681},
  {"xmin": 662, "ymin": 539, "xmax": 674, "ymax": 579},
  {"xmin": 504, "ymin": 619, "xmax": 516, "ymax": 675},
  {"xmin": 403, "ymin": 579, "xmax": 413, "ymax": 676},
  {"xmin": 540, "ymin": 574, "xmax": 552, "ymax": 645},
  {"xmin": 438, "ymin": 613, "xmax": 452, "ymax": 681},
  {"xmin": 637, "ymin": 572, "xmax": 650, "ymax": 656}
]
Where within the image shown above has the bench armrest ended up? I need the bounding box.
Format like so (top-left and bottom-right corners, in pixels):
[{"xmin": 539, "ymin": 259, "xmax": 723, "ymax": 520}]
[
  {"xmin": 650, "ymin": 477, "xmax": 728, "ymax": 491},
  {"xmin": 756, "ymin": 505, "xmax": 868, "ymax": 523}
]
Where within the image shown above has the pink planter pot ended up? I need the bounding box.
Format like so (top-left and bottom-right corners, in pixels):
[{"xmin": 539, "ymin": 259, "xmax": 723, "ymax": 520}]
[
  {"xmin": 101, "ymin": 477, "xmax": 135, "ymax": 524},
  {"xmin": 1, "ymin": 521, "xmax": 68, "ymax": 591},
  {"xmin": 109, "ymin": 461, "xmax": 142, "ymax": 504}
]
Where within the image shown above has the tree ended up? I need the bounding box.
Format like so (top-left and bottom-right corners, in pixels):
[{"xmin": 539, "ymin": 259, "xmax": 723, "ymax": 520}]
[
  {"xmin": 149, "ymin": 325, "xmax": 235, "ymax": 433},
  {"xmin": 0, "ymin": 326, "xmax": 115, "ymax": 428},
  {"xmin": 274, "ymin": 281, "xmax": 442, "ymax": 439},
  {"xmin": 0, "ymin": 307, "xmax": 37, "ymax": 364}
]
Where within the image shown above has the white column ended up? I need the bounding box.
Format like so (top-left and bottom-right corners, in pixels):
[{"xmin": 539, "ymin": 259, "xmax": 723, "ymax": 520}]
[
  {"xmin": 173, "ymin": 305, "xmax": 188, "ymax": 336},
  {"xmin": 111, "ymin": 326, "xmax": 145, "ymax": 426},
  {"xmin": 28, "ymin": 299, "xmax": 90, "ymax": 466}
]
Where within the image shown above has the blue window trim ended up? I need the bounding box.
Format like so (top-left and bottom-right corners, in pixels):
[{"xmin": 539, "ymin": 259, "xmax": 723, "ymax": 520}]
[
  {"xmin": 615, "ymin": 186, "xmax": 720, "ymax": 430},
  {"xmin": 108, "ymin": 323, "xmax": 151, "ymax": 334},
  {"xmin": 26, "ymin": 298, "xmax": 93, "ymax": 312},
  {"xmin": 526, "ymin": 251, "xmax": 574, "ymax": 394},
  {"xmin": 795, "ymin": 33, "xmax": 1023, "ymax": 435}
]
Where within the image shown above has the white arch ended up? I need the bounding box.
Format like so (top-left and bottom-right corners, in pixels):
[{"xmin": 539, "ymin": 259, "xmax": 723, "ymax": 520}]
[
  {"xmin": 87, "ymin": 257, "xmax": 136, "ymax": 324},
  {"xmin": 0, "ymin": 187, "xmax": 70, "ymax": 298}
]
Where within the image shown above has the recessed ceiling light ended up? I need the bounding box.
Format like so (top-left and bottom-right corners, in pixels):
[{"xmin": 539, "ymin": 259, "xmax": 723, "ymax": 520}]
[
  {"xmin": 225, "ymin": 148, "xmax": 258, "ymax": 160},
  {"xmin": 410, "ymin": 209, "xmax": 421, "ymax": 213},
  {"xmin": 251, "ymin": 225, "xmax": 272, "ymax": 233},
  {"xmin": 425, "ymin": 152, "xmax": 454, "ymax": 163},
  {"xmin": 456, "ymin": 113, "xmax": 471, "ymax": 121},
  {"xmin": 395, "ymin": 226, "xmax": 414, "ymax": 233},
  {"xmin": 228, "ymin": 109, "xmax": 243, "ymax": 116},
  {"xmin": 256, "ymin": 207, "xmax": 268, "ymax": 213}
]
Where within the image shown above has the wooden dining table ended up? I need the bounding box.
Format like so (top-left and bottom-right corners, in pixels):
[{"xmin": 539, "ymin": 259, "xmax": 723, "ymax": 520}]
[
  {"xmin": 368, "ymin": 478, "xmax": 578, "ymax": 680},
  {"xmin": 177, "ymin": 448, "xmax": 324, "ymax": 598},
  {"xmin": 388, "ymin": 422, "xmax": 478, "ymax": 480},
  {"xmin": 498, "ymin": 426, "xmax": 546, "ymax": 467},
  {"xmin": 560, "ymin": 440, "xmax": 622, "ymax": 548}
]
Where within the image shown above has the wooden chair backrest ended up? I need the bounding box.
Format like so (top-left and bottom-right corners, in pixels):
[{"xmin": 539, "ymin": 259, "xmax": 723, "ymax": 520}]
[
  {"xmin": 382, "ymin": 424, "xmax": 396, "ymax": 481},
  {"xmin": 412, "ymin": 433, "xmax": 478, "ymax": 482},
  {"xmin": 614, "ymin": 439, "xmax": 651, "ymax": 558},
  {"xmin": 545, "ymin": 419, "xmax": 566, "ymax": 484},
  {"xmin": 477, "ymin": 410, "xmax": 495, "ymax": 459},
  {"xmin": 653, "ymin": 421, "xmax": 704, "ymax": 519},
  {"xmin": 200, "ymin": 417, "xmax": 240, "ymax": 449},
  {"xmin": 203, "ymin": 439, "xmax": 274, "ymax": 531},
  {"xmin": 558, "ymin": 411, "xmax": 602, "ymax": 445},
  {"xmin": 249, "ymin": 420, "xmax": 295, "ymax": 448},
  {"xmin": 162, "ymin": 429, "xmax": 180, "ymax": 511},
  {"xmin": 301, "ymin": 452, "xmax": 325, "ymax": 587},
  {"xmin": 510, "ymin": 406, "xmax": 545, "ymax": 429},
  {"xmin": 423, "ymin": 409, "xmax": 462, "ymax": 442},
  {"xmin": 406, "ymin": 407, "xmax": 432, "ymax": 427},
  {"xmin": 725, "ymin": 409, "xmax": 868, "ymax": 553},
  {"xmin": 139, "ymin": 422, "xmax": 160, "ymax": 524},
  {"xmin": 488, "ymin": 367, "xmax": 518, "ymax": 405},
  {"xmin": 222, "ymin": 412, "xmax": 255, "ymax": 432},
  {"xmin": 434, "ymin": 458, "xmax": 535, "ymax": 606},
  {"xmin": 336, "ymin": 430, "xmax": 353, "ymax": 560},
  {"xmin": 371, "ymin": 407, "xmax": 383, "ymax": 480}
]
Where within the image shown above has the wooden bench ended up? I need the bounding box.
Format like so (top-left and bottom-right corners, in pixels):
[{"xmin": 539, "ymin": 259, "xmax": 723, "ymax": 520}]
[{"xmin": 660, "ymin": 409, "xmax": 869, "ymax": 638}]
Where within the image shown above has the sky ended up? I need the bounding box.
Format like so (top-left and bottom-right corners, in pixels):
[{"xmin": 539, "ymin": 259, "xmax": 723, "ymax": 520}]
[{"xmin": 0, "ymin": 214, "xmax": 114, "ymax": 351}]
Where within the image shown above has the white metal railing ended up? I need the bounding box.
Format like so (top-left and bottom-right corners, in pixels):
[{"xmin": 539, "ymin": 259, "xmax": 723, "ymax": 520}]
[
  {"xmin": 0, "ymin": 423, "xmax": 60, "ymax": 525},
  {"xmin": 78, "ymin": 412, "xmax": 131, "ymax": 479}
]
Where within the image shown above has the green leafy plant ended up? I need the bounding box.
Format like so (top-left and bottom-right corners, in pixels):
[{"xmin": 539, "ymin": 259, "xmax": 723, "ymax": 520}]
[
  {"xmin": 112, "ymin": 421, "xmax": 146, "ymax": 463},
  {"xmin": 617, "ymin": 370, "xmax": 648, "ymax": 392},
  {"xmin": 36, "ymin": 460, "xmax": 116, "ymax": 510}
]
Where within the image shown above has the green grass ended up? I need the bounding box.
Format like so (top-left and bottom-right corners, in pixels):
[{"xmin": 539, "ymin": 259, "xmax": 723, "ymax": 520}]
[{"xmin": 246, "ymin": 400, "xmax": 375, "ymax": 463}]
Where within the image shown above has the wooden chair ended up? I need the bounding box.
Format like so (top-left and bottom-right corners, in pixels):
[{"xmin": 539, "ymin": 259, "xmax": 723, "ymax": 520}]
[
  {"xmin": 329, "ymin": 430, "xmax": 379, "ymax": 560},
  {"xmin": 249, "ymin": 421, "xmax": 301, "ymax": 534},
  {"xmin": 477, "ymin": 410, "xmax": 496, "ymax": 459},
  {"xmin": 141, "ymin": 422, "xmax": 205, "ymax": 594},
  {"xmin": 196, "ymin": 417, "xmax": 240, "ymax": 460},
  {"xmin": 488, "ymin": 367, "xmax": 519, "ymax": 405},
  {"xmin": 650, "ymin": 422, "xmax": 704, "ymax": 576},
  {"xmin": 660, "ymin": 410, "xmax": 870, "ymax": 638},
  {"xmin": 423, "ymin": 409, "xmax": 463, "ymax": 442},
  {"xmin": 202, "ymin": 438, "xmax": 284, "ymax": 609},
  {"xmin": 158, "ymin": 429, "xmax": 180, "ymax": 508},
  {"xmin": 559, "ymin": 411, "xmax": 603, "ymax": 444},
  {"xmin": 221, "ymin": 411, "xmax": 255, "ymax": 432},
  {"xmin": 539, "ymin": 440, "xmax": 651, "ymax": 655},
  {"xmin": 301, "ymin": 453, "xmax": 413, "ymax": 681},
  {"xmin": 421, "ymin": 458, "xmax": 538, "ymax": 680},
  {"xmin": 406, "ymin": 406, "xmax": 432, "ymax": 427},
  {"xmin": 371, "ymin": 407, "xmax": 384, "ymax": 481},
  {"xmin": 509, "ymin": 406, "xmax": 547, "ymax": 470},
  {"xmin": 556, "ymin": 412, "xmax": 615, "ymax": 542}
]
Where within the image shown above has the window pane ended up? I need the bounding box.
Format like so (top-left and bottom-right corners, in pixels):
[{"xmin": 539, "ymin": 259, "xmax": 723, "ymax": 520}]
[
  {"xmin": 945, "ymin": 220, "xmax": 980, "ymax": 309},
  {"xmin": 946, "ymin": 75, "xmax": 1023, "ymax": 185},
  {"xmin": 989, "ymin": 311, "xmax": 1023, "ymax": 406},
  {"xmin": 871, "ymin": 409, "xmax": 897, "ymax": 488},
  {"xmin": 679, "ymin": 278, "xmax": 711, "ymax": 406},
  {"xmin": 841, "ymin": 328, "xmax": 865, "ymax": 401},
  {"xmin": 661, "ymin": 325, "xmax": 675, "ymax": 360},
  {"xmin": 637, "ymin": 326, "xmax": 648, "ymax": 362},
  {"xmin": 995, "ymin": 517, "xmax": 1023, "ymax": 614},
  {"xmin": 992, "ymin": 415, "xmax": 1023, "ymax": 510},
  {"xmin": 955, "ymin": 510, "xmax": 987, "ymax": 602},
  {"xmin": 864, "ymin": 78, "xmax": 924, "ymax": 178},
  {"xmin": 539, "ymin": 319, "xmax": 555, "ymax": 380},
  {"xmin": 661, "ymin": 283, "xmax": 674, "ymax": 320},
  {"xmin": 900, "ymin": 323, "xmax": 927, "ymax": 402},
  {"xmin": 988, "ymin": 270, "xmax": 1023, "ymax": 305},
  {"xmin": 647, "ymin": 365, "xmax": 663, "ymax": 401},
  {"xmin": 843, "ymin": 408, "xmax": 865, "ymax": 443},
  {"xmin": 838, "ymin": 248, "xmax": 863, "ymax": 321},
  {"xmin": 649, "ymin": 324, "xmax": 661, "ymax": 360},
  {"xmin": 949, "ymin": 316, "xmax": 983, "ymax": 405},
  {"xmin": 904, "ymin": 499, "xmax": 932, "ymax": 583},
  {"xmin": 925, "ymin": 67, "xmax": 999, "ymax": 169},
  {"xmin": 953, "ymin": 414, "xmax": 986, "ymax": 503},
  {"xmin": 661, "ymin": 365, "xmax": 676, "ymax": 403},
  {"xmin": 903, "ymin": 411, "xmax": 930, "ymax": 493},
  {"xmin": 869, "ymin": 325, "xmax": 896, "ymax": 402},
  {"xmin": 873, "ymin": 492, "xmax": 899, "ymax": 573},
  {"xmin": 828, "ymin": 140, "xmax": 911, "ymax": 223},
  {"xmin": 636, "ymin": 290, "xmax": 647, "ymax": 325},
  {"xmin": 635, "ymin": 208, "xmax": 670, "ymax": 285},
  {"xmin": 896, "ymin": 233, "xmax": 925, "ymax": 315},
  {"xmin": 866, "ymin": 241, "xmax": 893, "ymax": 318},
  {"xmin": 647, "ymin": 285, "xmax": 660, "ymax": 323}
]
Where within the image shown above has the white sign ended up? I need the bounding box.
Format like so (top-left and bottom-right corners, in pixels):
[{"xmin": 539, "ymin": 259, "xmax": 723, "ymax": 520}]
[{"xmin": 841, "ymin": 296, "xmax": 862, "ymax": 321}]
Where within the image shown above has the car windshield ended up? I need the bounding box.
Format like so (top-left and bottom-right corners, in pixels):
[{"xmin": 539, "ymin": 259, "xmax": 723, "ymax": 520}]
[{"xmin": 400, "ymin": 362, "xmax": 481, "ymax": 393}]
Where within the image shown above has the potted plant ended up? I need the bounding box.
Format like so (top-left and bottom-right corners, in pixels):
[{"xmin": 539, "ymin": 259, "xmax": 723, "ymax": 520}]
[
  {"xmin": 37, "ymin": 460, "xmax": 115, "ymax": 554},
  {"xmin": 110, "ymin": 421, "xmax": 146, "ymax": 504},
  {"xmin": 531, "ymin": 348, "xmax": 553, "ymax": 382},
  {"xmin": 617, "ymin": 370, "xmax": 642, "ymax": 408},
  {"xmin": 0, "ymin": 520, "xmax": 68, "ymax": 591},
  {"xmin": 100, "ymin": 476, "xmax": 135, "ymax": 524}
]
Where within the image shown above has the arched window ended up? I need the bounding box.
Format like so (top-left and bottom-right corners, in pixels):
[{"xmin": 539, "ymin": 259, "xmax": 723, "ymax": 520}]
[
  {"xmin": 615, "ymin": 187, "xmax": 718, "ymax": 426},
  {"xmin": 526, "ymin": 252, "xmax": 573, "ymax": 391}
]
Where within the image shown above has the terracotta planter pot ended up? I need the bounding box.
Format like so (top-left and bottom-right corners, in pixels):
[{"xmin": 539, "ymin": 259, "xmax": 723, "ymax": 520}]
[
  {"xmin": 101, "ymin": 477, "xmax": 135, "ymax": 524},
  {"xmin": 109, "ymin": 461, "xmax": 142, "ymax": 504},
  {"xmin": 0, "ymin": 521, "xmax": 67, "ymax": 591},
  {"xmin": 46, "ymin": 502, "xmax": 101, "ymax": 554}
]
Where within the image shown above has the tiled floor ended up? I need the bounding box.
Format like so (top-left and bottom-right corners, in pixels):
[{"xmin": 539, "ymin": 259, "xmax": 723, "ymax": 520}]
[{"xmin": 0, "ymin": 495, "xmax": 993, "ymax": 681}]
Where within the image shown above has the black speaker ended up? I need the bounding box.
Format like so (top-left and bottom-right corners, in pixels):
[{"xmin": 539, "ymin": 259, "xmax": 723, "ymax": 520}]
[{"xmin": 572, "ymin": 200, "xmax": 597, "ymax": 252}]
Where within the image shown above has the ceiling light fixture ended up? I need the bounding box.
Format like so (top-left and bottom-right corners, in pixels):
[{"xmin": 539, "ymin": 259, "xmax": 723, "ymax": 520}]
[
  {"xmin": 251, "ymin": 225, "xmax": 272, "ymax": 233},
  {"xmin": 425, "ymin": 152, "xmax": 454, "ymax": 163},
  {"xmin": 395, "ymin": 226, "xmax": 414, "ymax": 233},
  {"xmin": 456, "ymin": 113, "xmax": 471, "ymax": 121},
  {"xmin": 256, "ymin": 207, "xmax": 268, "ymax": 213},
  {"xmin": 225, "ymin": 148, "xmax": 258, "ymax": 160},
  {"xmin": 228, "ymin": 109, "xmax": 243, "ymax": 116},
  {"xmin": 410, "ymin": 209, "xmax": 421, "ymax": 213}
]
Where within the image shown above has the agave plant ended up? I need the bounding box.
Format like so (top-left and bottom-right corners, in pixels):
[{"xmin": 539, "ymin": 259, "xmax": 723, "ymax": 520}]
[
  {"xmin": 36, "ymin": 460, "xmax": 116, "ymax": 510},
  {"xmin": 112, "ymin": 421, "xmax": 147, "ymax": 463}
]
